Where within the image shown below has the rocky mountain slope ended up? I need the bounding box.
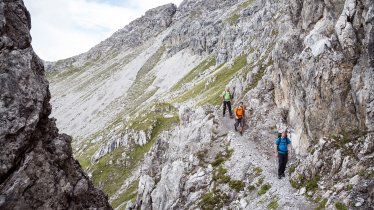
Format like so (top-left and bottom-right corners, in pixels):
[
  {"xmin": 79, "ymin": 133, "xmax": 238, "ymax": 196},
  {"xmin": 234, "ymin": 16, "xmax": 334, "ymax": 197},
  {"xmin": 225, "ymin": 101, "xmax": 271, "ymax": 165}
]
[
  {"xmin": 46, "ymin": 0, "xmax": 373, "ymax": 209},
  {"xmin": 0, "ymin": 1, "xmax": 111, "ymax": 209}
]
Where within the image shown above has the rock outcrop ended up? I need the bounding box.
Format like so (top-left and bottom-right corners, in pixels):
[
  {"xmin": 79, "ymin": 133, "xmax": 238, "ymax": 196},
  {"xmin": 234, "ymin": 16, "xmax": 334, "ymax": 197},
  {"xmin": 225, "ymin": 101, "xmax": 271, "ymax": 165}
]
[{"xmin": 0, "ymin": 1, "xmax": 111, "ymax": 209}]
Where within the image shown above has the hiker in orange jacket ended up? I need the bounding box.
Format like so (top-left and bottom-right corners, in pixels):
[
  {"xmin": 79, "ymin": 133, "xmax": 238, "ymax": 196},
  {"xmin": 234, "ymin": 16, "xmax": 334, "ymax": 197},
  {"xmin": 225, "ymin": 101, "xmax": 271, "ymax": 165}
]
[{"xmin": 234, "ymin": 102, "xmax": 245, "ymax": 135}]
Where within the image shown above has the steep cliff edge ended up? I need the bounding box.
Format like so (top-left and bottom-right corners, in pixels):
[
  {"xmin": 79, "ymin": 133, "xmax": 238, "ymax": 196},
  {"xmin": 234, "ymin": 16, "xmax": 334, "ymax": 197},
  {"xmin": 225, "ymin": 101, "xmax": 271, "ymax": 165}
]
[{"xmin": 0, "ymin": 1, "xmax": 111, "ymax": 209}]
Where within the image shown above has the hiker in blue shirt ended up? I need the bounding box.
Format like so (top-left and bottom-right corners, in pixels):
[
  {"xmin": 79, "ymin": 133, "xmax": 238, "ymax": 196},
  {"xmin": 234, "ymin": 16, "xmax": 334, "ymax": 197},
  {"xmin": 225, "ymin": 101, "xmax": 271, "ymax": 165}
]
[{"xmin": 274, "ymin": 131, "xmax": 292, "ymax": 179}]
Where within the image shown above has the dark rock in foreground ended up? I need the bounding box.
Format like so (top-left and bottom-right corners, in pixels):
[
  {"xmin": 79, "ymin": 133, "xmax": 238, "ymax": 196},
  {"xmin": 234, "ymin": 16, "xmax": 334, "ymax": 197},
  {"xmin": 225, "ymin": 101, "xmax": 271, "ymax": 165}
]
[{"xmin": 0, "ymin": 1, "xmax": 111, "ymax": 209}]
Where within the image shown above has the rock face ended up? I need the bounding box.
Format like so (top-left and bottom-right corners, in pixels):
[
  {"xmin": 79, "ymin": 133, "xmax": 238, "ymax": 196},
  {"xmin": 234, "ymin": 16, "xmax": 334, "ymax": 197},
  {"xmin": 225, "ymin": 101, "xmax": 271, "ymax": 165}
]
[
  {"xmin": 45, "ymin": 0, "xmax": 374, "ymax": 209},
  {"xmin": 0, "ymin": 1, "xmax": 111, "ymax": 209}
]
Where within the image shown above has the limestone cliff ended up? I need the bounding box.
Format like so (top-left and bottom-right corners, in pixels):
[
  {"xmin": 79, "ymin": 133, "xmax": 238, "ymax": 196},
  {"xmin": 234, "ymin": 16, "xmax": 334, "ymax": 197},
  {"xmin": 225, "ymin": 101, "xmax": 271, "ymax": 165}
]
[{"xmin": 0, "ymin": 1, "xmax": 111, "ymax": 209}]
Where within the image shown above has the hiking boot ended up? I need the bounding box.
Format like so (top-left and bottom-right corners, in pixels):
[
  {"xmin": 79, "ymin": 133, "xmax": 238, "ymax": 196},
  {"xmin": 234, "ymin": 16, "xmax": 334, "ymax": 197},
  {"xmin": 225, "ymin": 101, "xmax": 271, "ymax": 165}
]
[{"xmin": 278, "ymin": 175, "xmax": 282, "ymax": 179}]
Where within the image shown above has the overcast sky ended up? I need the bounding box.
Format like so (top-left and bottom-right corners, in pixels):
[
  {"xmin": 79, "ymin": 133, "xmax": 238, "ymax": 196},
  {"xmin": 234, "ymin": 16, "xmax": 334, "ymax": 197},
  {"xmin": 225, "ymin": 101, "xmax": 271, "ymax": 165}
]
[{"xmin": 24, "ymin": 0, "xmax": 183, "ymax": 61}]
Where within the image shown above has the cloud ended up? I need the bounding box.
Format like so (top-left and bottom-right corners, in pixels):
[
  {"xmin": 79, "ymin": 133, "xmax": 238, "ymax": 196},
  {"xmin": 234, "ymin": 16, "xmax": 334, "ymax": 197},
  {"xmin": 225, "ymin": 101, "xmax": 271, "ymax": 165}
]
[{"xmin": 23, "ymin": 0, "xmax": 183, "ymax": 61}]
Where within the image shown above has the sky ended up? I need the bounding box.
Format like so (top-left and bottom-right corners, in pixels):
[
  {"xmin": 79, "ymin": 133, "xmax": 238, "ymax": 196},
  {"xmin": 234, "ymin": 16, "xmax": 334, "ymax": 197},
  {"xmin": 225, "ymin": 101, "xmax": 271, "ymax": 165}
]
[{"xmin": 24, "ymin": 0, "xmax": 183, "ymax": 61}]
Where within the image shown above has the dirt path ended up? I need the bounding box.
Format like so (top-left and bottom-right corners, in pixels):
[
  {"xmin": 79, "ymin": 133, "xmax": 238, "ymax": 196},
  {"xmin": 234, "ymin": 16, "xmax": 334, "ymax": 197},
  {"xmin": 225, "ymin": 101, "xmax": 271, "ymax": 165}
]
[{"xmin": 220, "ymin": 116, "xmax": 315, "ymax": 210}]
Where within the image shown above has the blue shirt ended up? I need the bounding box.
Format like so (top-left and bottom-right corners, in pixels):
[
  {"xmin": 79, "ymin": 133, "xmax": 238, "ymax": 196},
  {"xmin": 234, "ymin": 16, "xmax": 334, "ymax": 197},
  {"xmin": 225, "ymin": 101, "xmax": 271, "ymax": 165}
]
[{"xmin": 275, "ymin": 137, "xmax": 291, "ymax": 154}]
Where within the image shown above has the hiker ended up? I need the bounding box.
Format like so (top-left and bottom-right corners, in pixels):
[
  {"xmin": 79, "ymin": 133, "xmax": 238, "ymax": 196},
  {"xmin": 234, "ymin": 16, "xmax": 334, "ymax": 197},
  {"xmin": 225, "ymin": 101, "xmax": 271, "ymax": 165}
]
[
  {"xmin": 222, "ymin": 87, "xmax": 233, "ymax": 117},
  {"xmin": 234, "ymin": 102, "xmax": 245, "ymax": 135},
  {"xmin": 275, "ymin": 131, "xmax": 292, "ymax": 179}
]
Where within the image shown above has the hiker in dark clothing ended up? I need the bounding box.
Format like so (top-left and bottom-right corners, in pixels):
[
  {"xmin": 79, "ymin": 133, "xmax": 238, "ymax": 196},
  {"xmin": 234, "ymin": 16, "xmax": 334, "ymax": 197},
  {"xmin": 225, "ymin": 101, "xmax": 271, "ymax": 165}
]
[
  {"xmin": 222, "ymin": 87, "xmax": 233, "ymax": 117},
  {"xmin": 275, "ymin": 131, "xmax": 292, "ymax": 179}
]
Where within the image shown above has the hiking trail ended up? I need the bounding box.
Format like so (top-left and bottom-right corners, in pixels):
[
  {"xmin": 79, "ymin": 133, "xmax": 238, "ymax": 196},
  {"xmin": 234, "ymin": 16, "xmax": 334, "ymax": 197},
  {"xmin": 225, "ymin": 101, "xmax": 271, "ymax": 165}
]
[{"xmin": 220, "ymin": 116, "xmax": 316, "ymax": 209}]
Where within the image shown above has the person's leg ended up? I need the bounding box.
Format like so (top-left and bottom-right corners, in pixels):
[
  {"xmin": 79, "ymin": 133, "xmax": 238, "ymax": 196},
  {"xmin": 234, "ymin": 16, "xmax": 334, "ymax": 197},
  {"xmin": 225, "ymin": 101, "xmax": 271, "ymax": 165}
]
[
  {"xmin": 282, "ymin": 154, "xmax": 289, "ymax": 177},
  {"xmin": 280, "ymin": 154, "xmax": 287, "ymax": 177},
  {"xmin": 228, "ymin": 101, "xmax": 233, "ymax": 116},
  {"xmin": 223, "ymin": 101, "xmax": 227, "ymax": 116},
  {"xmin": 240, "ymin": 118, "xmax": 243, "ymax": 130},
  {"xmin": 239, "ymin": 118, "xmax": 243, "ymax": 134},
  {"xmin": 278, "ymin": 154, "xmax": 283, "ymax": 177},
  {"xmin": 234, "ymin": 119, "xmax": 238, "ymax": 131}
]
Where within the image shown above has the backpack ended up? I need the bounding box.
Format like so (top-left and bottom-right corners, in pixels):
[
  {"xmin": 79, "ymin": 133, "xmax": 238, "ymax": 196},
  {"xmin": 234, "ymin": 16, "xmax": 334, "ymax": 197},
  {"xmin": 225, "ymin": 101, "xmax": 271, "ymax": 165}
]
[{"xmin": 235, "ymin": 106, "xmax": 244, "ymax": 117}]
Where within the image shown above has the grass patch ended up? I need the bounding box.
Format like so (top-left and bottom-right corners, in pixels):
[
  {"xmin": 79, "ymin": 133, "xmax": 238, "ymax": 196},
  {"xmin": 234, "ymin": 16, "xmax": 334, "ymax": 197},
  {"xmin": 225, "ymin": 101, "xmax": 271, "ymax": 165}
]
[
  {"xmin": 229, "ymin": 180, "xmax": 245, "ymax": 192},
  {"xmin": 369, "ymin": 169, "xmax": 374, "ymax": 178},
  {"xmin": 288, "ymin": 164, "xmax": 296, "ymax": 175},
  {"xmin": 199, "ymin": 189, "xmax": 230, "ymax": 210},
  {"xmin": 125, "ymin": 46, "xmax": 165, "ymax": 103},
  {"xmin": 129, "ymin": 103, "xmax": 179, "ymax": 131},
  {"xmin": 328, "ymin": 128, "xmax": 368, "ymax": 155},
  {"xmin": 238, "ymin": 0, "xmax": 255, "ymax": 10},
  {"xmin": 290, "ymin": 174, "xmax": 304, "ymax": 189},
  {"xmin": 211, "ymin": 148, "xmax": 233, "ymax": 167},
  {"xmin": 77, "ymin": 144, "xmax": 100, "ymax": 170},
  {"xmin": 271, "ymin": 29, "xmax": 279, "ymax": 37},
  {"xmin": 254, "ymin": 167, "xmax": 263, "ymax": 176},
  {"xmin": 314, "ymin": 198, "xmax": 327, "ymax": 210},
  {"xmin": 304, "ymin": 175, "xmax": 320, "ymax": 192},
  {"xmin": 225, "ymin": 0, "xmax": 255, "ymax": 26},
  {"xmin": 290, "ymin": 174, "xmax": 319, "ymax": 194},
  {"xmin": 267, "ymin": 197, "xmax": 279, "ymax": 210},
  {"xmin": 212, "ymin": 155, "xmax": 226, "ymax": 167},
  {"xmin": 227, "ymin": 13, "xmax": 240, "ymax": 25},
  {"xmin": 91, "ymin": 111, "xmax": 179, "ymax": 198},
  {"xmin": 213, "ymin": 166, "xmax": 231, "ymax": 184},
  {"xmin": 197, "ymin": 149, "xmax": 208, "ymax": 165},
  {"xmin": 111, "ymin": 180, "xmax": 139, "ymax": 209},
  {"xmin": 198, "ymin": 53, "xmax": 248, "ymax": 105},
  {"xmin": 171, "ymin": 57, "xmax": 216, "ymax": 91},
  {"xmin": 258, "ymin": 183, "xmax": 271, "ymax": 196},
  {"xmin": 174, "ymin": 53, "xmax": 247, "ymax": 105},
  {"xmin": 74, "ymin": 52, "xmax": 137, "ymax": 92},
  {"xmin": 248, "ymin": 185, "xmax": 256, "ymax": 192},
  {"xmin": 346, "ymin": 184, "xmax": 353, "ymax": 191},
  {"xmin": 46, "ymin": 66, "xmax": 82, "ymax": 81},
  {"xmin": 290, "ymin": 179, "xmax": 299, "ymax": 189},
  {"xmin": 335, "ymin": 202, "xmax": 348, "ymax": 210}
]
